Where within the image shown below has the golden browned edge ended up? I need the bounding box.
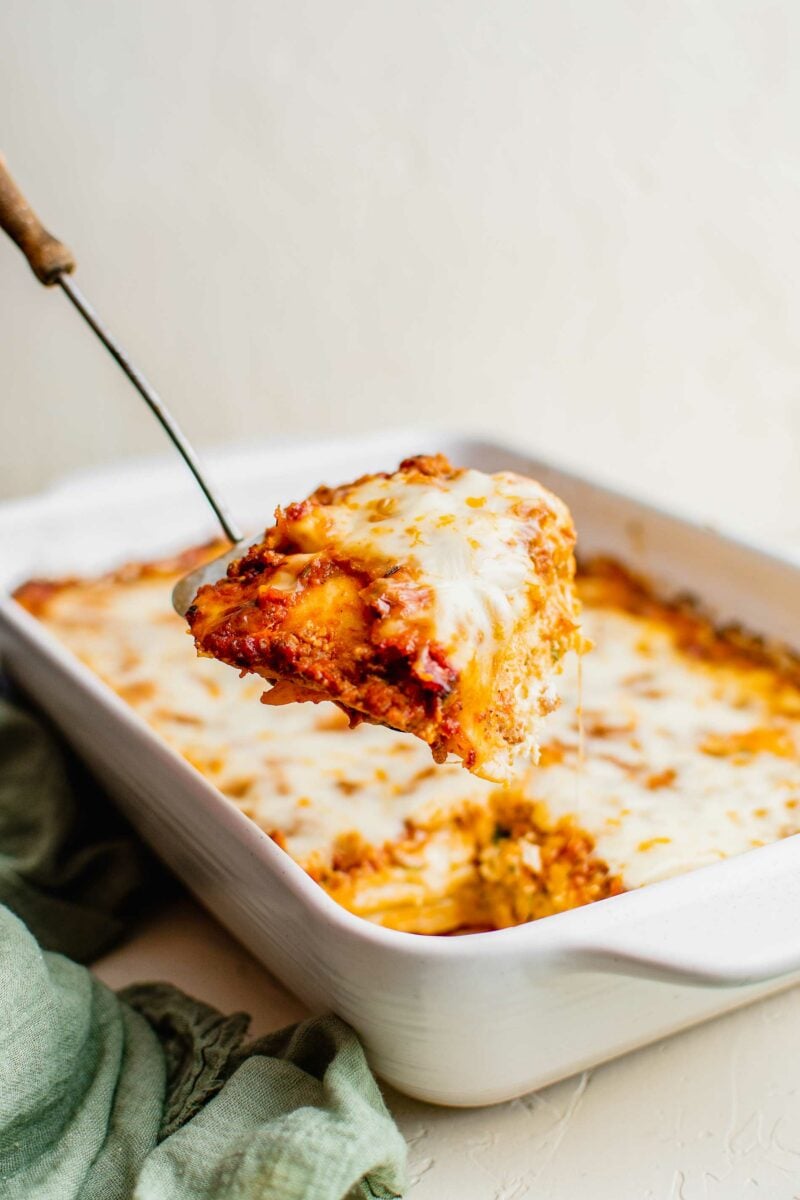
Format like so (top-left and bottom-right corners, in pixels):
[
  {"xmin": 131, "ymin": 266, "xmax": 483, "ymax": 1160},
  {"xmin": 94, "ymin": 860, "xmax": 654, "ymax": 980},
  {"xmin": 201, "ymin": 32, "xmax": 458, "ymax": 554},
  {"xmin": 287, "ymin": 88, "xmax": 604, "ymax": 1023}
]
[
  {"xmin": 14, "ymin": 541, "xmax": 228, "ymax": 616},
  {"xmin": 15, "ymin": 547, "xmax": 800, "ymax": 935},
  {"xmin": 580, "ymin": 556, "xmax": 800, "ymax": 692}
]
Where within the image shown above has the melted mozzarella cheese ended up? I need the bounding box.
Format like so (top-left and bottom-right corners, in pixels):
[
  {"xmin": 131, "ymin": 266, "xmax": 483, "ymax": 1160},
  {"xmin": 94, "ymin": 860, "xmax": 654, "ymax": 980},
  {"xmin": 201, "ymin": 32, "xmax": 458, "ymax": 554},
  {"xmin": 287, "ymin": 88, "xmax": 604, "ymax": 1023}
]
[
  {"xmin": 40, "ymin": 574, "xmax": 485, "ymax": 861},
  {"xmin": 534, "ymin": 609, "xmax": 800, "ymax": 887},
  {"xmin": 286, "ymin": 467, "xmax": 574, "ymax": 673},
  {"xmin": 23, "ymin": 565, "xmax": 800, "ymax": 897}
]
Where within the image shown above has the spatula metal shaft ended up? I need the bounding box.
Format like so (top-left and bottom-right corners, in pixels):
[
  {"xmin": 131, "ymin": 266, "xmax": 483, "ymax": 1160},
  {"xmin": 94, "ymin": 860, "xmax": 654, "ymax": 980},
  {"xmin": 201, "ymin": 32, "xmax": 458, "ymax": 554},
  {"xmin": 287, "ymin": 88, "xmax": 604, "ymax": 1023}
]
[
  {"xmin": 57, "ymin": 274, "xmax": 242, "ymax": 545},
  {"xmin": 0, "ymin": 151, "xmax": 245, "ymax": 611}
]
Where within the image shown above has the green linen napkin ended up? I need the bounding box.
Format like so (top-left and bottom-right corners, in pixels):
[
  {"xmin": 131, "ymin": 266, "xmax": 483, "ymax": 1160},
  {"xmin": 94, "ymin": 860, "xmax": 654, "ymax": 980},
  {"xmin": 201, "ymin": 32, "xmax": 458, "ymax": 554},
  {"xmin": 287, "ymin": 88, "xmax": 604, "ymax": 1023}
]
[
  {"xmin": 0, "ymin": 695, "xmax": 163, "ymax": 963},
  {"xmin": 0, "ymin": 696, "xmax": 407, "ymax": 1199}
]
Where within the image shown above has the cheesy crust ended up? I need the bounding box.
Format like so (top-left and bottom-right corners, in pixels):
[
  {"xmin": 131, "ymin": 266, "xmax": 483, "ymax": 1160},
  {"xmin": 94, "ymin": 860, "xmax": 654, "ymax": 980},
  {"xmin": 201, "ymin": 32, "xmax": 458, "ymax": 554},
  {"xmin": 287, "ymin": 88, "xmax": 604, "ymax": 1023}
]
[
  {"xmin": 186, "ymin": 454, "xmax": 582, "ymax": 782},
  {"xmin": 17, "ymin": 549, "xmax": 800, "ymax": 937}
]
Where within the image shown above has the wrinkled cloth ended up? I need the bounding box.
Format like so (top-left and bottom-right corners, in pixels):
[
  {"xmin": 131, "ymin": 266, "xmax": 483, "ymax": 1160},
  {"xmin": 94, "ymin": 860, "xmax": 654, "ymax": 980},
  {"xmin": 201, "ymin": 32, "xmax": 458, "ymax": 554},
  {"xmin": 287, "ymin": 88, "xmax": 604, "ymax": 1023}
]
[
  {"xmin": 0, "ymin": 696, "xmax": 163, "ymax": 962},
  {"xmin": 0, "ymin": 695, "xmax": 407, "ymax": 1199}
]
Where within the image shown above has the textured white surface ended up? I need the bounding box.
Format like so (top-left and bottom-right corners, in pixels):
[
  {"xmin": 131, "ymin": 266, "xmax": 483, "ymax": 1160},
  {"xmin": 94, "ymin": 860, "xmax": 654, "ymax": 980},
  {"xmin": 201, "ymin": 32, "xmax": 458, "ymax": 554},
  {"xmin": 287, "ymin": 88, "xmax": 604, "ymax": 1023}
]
[
  {"xmin": 95, "ymin": 896, "xmax": 800, "ymax": 1198},
  {"xmin": 3, "ymin": 0, "xmax": 800, "ymax": 553}
]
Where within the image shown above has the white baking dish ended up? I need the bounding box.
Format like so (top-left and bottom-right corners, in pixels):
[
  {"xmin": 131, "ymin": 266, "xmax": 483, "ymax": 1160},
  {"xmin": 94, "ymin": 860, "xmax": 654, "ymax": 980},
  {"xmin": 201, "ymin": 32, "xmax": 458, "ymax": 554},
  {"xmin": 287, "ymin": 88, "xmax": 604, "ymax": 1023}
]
[{"xmin": 3, "ymin": 429, "xmax": 800, "ymax": 1107}]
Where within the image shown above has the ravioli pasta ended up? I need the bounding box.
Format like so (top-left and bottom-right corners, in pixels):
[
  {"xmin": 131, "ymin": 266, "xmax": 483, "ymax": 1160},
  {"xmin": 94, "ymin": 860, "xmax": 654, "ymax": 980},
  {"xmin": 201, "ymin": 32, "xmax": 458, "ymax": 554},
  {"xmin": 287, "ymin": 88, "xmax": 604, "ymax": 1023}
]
[{"xmin": 186, "ymin": 455, "xmax": 583, "ymax": 783}]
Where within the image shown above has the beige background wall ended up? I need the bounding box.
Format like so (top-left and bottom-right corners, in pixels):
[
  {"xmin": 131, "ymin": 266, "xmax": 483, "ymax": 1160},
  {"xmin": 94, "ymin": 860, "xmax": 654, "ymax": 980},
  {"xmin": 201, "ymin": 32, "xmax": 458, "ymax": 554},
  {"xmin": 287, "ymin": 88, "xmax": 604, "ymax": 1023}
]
[{"xmin": 2, "ymin": 1, "xmax": 799, "ymax": 546}]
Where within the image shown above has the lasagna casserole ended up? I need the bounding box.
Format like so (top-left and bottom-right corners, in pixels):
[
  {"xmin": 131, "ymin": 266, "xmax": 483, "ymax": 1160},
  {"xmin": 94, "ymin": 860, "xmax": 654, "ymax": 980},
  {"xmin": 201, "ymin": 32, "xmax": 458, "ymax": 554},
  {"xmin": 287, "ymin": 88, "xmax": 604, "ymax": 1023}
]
[
  {"xmin": 16, "ymin": 547, "xmax": 800, "ymax": 936},
  {"xmin": 186, "ymin": 455, "xmax": 583, "ymax": 782}
]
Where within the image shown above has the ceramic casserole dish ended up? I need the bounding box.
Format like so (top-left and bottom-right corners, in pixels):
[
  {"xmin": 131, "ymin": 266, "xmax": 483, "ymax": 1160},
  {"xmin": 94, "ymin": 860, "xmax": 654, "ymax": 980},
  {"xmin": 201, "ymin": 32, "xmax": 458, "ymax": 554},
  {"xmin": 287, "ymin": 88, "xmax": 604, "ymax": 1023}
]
[{"xmin": 3, "ymin": 428, "xmax": 800, "ymax": 1106}]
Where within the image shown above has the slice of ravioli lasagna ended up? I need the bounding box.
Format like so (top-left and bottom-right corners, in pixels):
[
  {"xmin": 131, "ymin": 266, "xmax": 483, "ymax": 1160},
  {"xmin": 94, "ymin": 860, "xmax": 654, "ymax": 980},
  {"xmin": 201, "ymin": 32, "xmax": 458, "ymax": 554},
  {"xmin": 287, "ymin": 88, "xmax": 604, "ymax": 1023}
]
[{"xmin": 187, "ymin": 454, "xmax": 582, "ymax": 781}]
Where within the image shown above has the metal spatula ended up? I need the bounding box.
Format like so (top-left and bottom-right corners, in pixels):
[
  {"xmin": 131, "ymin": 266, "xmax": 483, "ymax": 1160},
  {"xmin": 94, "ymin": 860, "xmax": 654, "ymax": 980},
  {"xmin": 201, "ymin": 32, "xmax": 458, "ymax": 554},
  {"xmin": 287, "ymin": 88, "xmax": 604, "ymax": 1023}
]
[{"xmin": 0, "ymin": 154, "xmax": 250, "ymax": 615}]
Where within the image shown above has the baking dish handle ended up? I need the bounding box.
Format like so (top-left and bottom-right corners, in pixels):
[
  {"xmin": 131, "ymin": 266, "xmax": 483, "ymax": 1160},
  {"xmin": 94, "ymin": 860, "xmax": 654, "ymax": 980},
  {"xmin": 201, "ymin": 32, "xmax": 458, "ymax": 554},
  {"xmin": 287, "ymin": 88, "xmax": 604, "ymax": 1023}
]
[{"xmin": 565, "ymin": 837, "xmax": 800, "ymax": 987}]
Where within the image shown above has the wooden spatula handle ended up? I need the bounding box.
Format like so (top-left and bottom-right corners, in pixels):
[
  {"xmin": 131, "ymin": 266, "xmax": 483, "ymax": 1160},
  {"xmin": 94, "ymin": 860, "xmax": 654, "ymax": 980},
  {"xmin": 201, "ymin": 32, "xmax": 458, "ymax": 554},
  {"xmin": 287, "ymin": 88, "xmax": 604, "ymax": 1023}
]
[{"xmin": 0, "ymin": 154, "xmax": 75, "ymax": 284}]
